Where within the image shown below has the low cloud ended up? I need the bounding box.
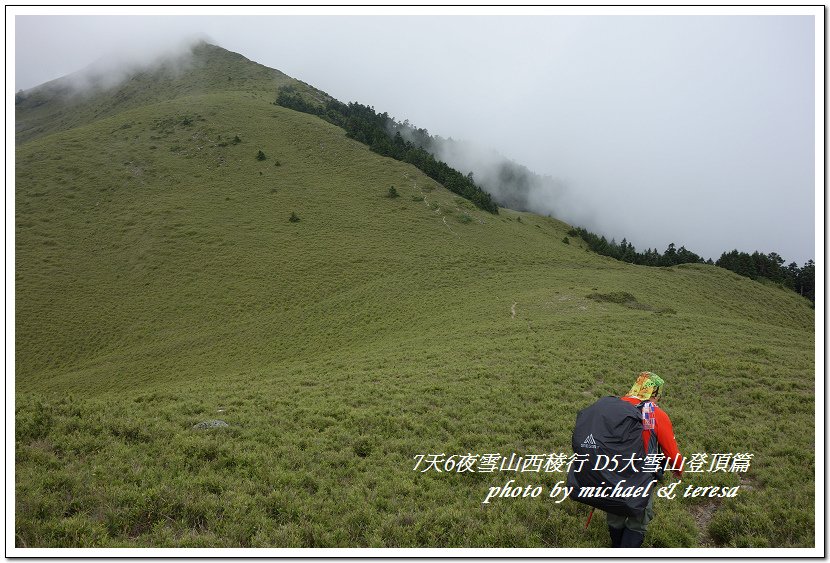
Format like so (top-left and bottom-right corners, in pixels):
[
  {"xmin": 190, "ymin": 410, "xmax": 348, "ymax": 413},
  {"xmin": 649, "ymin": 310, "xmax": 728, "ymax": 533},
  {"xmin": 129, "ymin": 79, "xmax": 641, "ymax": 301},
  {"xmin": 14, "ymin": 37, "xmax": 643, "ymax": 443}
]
[
  {"xmin": 22, "ymin": 33, "xmax": 211, "ymax": 97},
  {"xmin": 390, "ymin": 121, "xmax": 599, "ymax": 233}
]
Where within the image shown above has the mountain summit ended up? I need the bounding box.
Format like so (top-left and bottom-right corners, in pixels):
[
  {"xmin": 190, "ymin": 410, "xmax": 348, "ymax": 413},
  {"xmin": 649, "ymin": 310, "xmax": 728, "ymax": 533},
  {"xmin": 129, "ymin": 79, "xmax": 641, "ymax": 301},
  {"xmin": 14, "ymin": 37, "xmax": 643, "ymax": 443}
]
[{"xmin": 16, "ymin": 42, "xmax": 300, "ymax": 145}]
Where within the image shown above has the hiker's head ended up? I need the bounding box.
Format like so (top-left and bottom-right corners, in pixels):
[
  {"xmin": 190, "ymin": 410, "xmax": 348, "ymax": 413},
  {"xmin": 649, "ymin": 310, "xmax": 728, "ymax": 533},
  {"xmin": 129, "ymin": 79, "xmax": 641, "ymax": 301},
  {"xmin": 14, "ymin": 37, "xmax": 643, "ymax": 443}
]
[{"xmin": 627, "ymin": 371, "xmax": 664, "ymax": 402}]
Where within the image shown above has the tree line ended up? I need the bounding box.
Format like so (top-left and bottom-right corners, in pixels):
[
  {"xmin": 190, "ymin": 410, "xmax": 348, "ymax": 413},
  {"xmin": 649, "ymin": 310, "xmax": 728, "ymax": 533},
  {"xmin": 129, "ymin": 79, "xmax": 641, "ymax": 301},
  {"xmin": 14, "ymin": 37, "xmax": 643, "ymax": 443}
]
[
  {"xmin": 569, "ymin": 227, "xmax": 815, "ymax": 302},
  {"xmin": 715, "ymin": 250, "xmax": 814, "ymax": 301},
  {"xmin": 275, "ymin": 86, "xmax": 498, "ymax": 214}
]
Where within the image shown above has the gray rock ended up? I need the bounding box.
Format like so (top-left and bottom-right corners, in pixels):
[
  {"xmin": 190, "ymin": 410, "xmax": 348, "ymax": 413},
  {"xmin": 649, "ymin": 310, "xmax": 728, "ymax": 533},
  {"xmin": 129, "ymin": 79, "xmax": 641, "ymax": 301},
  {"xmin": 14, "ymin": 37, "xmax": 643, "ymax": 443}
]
[{"xmin": 192, "ymin": 419, "xmax": 229, "ymax": 430}]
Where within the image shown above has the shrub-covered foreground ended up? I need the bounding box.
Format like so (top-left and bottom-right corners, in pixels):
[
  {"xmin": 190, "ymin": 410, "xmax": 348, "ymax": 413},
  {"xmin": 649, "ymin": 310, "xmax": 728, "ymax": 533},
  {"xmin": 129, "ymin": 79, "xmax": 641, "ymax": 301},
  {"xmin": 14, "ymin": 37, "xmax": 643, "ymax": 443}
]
[{"xmin": 16, "ymin": 293, "xmax": 814, "ymax": 548}]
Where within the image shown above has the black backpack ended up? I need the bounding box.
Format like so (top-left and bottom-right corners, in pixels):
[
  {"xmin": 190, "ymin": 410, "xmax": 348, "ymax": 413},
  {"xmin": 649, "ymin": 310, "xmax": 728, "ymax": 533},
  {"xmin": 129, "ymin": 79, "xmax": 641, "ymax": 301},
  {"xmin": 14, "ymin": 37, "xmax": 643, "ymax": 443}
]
[{"xmin": 566, "ymin": 396, "xmax": 660, "ymax": 519}]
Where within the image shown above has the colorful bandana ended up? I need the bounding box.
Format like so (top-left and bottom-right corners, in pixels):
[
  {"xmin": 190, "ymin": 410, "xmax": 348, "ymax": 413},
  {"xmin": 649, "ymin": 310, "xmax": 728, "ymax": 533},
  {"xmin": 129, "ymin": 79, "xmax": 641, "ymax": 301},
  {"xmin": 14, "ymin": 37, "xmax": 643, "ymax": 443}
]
[{"xmin": 627, "ymin": 371, "xmax": 665, "ymax": 401}]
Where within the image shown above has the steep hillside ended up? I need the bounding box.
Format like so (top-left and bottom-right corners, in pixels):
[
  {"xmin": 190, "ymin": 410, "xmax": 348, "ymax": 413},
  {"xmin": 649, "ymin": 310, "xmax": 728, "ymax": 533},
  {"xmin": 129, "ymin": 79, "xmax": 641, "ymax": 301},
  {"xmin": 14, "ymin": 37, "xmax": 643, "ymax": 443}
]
[
  {"xmin": 14, "ymin": 44, "xmax": 815, "ymax": 549},
  {"xmin": 15, "ymin": 42, "xmax": 324, "ymax": 146}
]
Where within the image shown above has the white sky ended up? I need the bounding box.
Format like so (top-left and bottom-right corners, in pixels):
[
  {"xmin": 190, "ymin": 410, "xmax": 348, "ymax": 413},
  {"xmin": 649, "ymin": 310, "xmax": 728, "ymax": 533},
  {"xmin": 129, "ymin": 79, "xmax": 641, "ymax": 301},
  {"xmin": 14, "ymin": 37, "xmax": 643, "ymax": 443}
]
[{"xmin": 10, "ymin": 7, "xmax": 820, "ymax": 264}]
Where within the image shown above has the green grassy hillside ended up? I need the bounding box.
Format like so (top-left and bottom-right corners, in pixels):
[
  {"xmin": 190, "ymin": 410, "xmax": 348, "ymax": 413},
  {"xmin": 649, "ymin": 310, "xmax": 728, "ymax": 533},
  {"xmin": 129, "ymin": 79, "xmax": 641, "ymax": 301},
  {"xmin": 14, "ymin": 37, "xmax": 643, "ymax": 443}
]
[
  {"xmin": 14, "ymin": 44, "xmax": 815, "ymax": 549},
  {"xmin": 15, "ymin": 42, "xmax": 322, "ymax": 146}
]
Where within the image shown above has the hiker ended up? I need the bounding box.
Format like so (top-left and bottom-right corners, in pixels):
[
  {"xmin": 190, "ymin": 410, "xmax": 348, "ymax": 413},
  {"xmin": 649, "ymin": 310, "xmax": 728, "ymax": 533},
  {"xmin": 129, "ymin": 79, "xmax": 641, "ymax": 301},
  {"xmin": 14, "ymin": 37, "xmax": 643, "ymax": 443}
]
[{"xmin": 605, "ymin": 371, "xmax": 684, "ymax": 548}]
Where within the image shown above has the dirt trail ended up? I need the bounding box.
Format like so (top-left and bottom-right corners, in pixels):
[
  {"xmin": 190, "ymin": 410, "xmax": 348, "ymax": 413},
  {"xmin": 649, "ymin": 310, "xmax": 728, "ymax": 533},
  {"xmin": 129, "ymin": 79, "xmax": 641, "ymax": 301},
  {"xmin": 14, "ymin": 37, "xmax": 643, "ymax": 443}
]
[
  {"xmin": 413, "ymin": 177, "xmax": 457, "ymax": 236},
  {"xmin": 690, "ymin": 474, "xmax": 758, "ymax": 546},
  {"xmin": 689, "ymin": 500, "xmax": 719, "ymax": 547}
]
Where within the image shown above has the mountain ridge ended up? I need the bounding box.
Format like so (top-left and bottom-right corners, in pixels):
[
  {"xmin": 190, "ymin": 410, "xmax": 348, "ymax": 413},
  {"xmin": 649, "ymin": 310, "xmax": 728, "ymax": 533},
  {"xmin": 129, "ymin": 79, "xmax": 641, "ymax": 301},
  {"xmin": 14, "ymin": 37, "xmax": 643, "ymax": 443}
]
[{"xmin": 15, "ymin": 42, "xmax": 309, "ymax": 145}]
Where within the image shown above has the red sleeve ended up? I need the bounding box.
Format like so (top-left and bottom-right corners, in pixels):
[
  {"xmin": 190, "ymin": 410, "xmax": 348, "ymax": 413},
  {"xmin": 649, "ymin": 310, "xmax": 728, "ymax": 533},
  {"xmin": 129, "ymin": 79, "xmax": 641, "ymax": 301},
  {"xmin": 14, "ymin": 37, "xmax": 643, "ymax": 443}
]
[{"xmin": 654, "ymin": 407, "xmax": 683, "ymax": 477}]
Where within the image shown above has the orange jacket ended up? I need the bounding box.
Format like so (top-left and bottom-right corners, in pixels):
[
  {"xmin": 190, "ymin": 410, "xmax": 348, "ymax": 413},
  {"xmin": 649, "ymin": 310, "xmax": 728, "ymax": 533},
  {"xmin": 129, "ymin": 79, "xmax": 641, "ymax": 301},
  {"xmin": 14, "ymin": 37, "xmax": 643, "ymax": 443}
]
[{"xmin": 621, "ymin": 396, "xmax": 683, "ymax": 477}]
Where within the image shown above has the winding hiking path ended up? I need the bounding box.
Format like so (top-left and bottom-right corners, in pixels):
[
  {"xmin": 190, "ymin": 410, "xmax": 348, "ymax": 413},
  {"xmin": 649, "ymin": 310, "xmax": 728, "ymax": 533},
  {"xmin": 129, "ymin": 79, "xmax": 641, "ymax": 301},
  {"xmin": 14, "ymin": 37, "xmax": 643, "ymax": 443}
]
[{"xmin": 412, "ymin": 177, "xmax": 458, "ymax": 236}]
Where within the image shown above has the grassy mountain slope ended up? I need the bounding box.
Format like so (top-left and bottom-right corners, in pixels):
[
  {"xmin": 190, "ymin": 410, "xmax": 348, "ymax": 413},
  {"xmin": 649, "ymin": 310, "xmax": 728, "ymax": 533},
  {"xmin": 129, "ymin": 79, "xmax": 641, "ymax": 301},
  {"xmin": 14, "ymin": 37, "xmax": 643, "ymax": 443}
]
[
  {"xmin": 15, "ymin": 42, "xmax": 316, "ymax": 146},
  {"xmin": 15, "ymin": 44, "xmax": 815, "ymax": 549}
]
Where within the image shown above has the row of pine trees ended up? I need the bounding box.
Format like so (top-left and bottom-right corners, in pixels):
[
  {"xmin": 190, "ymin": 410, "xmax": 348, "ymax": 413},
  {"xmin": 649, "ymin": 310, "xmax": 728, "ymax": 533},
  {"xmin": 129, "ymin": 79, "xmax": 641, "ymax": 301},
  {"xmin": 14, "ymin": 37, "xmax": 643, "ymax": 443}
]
[
  {"xmin": 275, "ymin": 86, "xmax": 498, "ymax": 214},
  {"xmin": 569, "ymin": 227, "xmax": 814, "ymax": 302}
]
